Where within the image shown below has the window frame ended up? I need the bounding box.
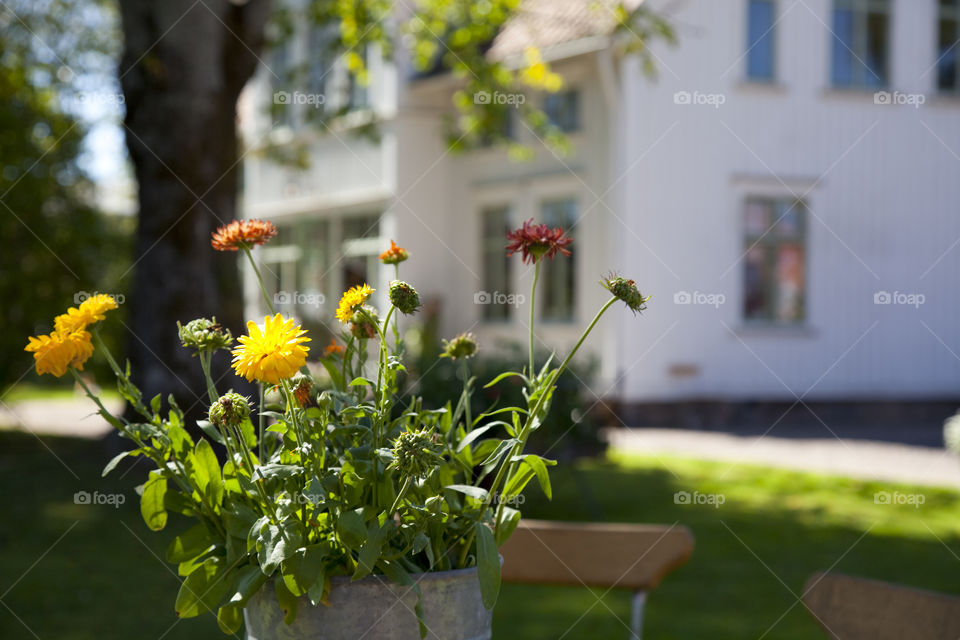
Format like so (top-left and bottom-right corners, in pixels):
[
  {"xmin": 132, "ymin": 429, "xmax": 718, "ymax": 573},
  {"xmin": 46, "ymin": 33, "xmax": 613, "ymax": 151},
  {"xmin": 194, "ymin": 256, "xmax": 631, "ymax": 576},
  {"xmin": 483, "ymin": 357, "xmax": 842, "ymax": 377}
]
[
  {"xmin": 937, "ymin": 0, "xmax": 960, "ymax": 93},
  {"xmin": 543, "ymin": 90, "xmax": 580, "ymax": 133},
  {"xmin": 830, "ymin": 0, "xmax": 892, "ymax": 89},
  {"xmin": 539, "ymin": 197, "xmax": 578, "ymax": 324},
  {"xmin": 746, "ymin": 0, "xmax": 778, "ymax": 82},
  {"xmin": 479, "ymin": 205, "xmax": 514, "ymax": 323},
  {"xmin": 742, "ymin": 196, "xmax": 808, "ymax": 326}
]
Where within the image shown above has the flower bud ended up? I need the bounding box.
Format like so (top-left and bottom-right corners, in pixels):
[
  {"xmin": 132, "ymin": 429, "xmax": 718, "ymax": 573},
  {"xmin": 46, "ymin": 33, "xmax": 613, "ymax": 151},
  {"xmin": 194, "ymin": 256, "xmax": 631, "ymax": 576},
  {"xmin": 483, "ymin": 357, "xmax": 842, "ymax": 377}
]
[
  {"xmin": 349, "ymin": 306, "xmax": 379, "ymax": 339},
  {"xmin": 209, "ymin": 392, "xmax": 251, "ymax": 428},
  {"xmin": 291, "ymin": 373, "xmax": 314, "ymax": 407},
  {"xmin": 390, "ymin": 429, "xmax": 442, "ymax": 479},
  {"xmin": 178, "ymin": 317, "xmax": 233, "ymax": 353},
  {"xmin": 389, "ymin": 280, "xmax": 421, "ymax": 315},
  {"xmin": 441, "ymin": 332, "xmax": 478, "ymax": 360},
  {"xmin": 601, "ymin": 275, "xmax": 649, "ymax": 314}
]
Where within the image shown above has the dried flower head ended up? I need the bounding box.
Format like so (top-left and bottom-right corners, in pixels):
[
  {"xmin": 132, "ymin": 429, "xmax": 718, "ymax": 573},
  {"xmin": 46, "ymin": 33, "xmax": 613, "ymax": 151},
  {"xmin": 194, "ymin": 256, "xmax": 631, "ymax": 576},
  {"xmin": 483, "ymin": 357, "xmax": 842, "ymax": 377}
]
[
  {"xmin": 388, "ymin": 280, "xmax": 420, "ymax": 315},
  {"xmin": 291, "ymin": 373, "xmax": 315, "ymax": 407},
  {"xmin": 441, "ymin": 332, "xmax": 478, "ymax": 360},
  {"xmin": 506, "ymin": 218, "xmax": 573, "ymax": 264},
  {"xmin": 178, "ymin": 317, "xmax": 233, "ymax": 353},
  {"xmin": 336, "ymin": 284, "xmax": 375, "ymax": 324},
  {"xmin": 349, "ymin": 306, "xmax": 379, "ymax": 340},
  {"xmin": 231, "ymin": 313, "xmax": 310, "ymax": 384},
  {"xmin": 208, "ymin": 392, "xmax": 251, "ymax": 429},
  {"xmin": 601, "ymin": 275, "xmax": 649, "ymax": 314},
  {"xmin": 379, "ymin": 239, "xmax": 409, "ymax": 265},
  {"xmin": 389, "ymin": 428, "xmax": 442, "ymax": 478},
  {"xmin": 211, "ymin": 219, "xmax": 278, "ymax": 251}
]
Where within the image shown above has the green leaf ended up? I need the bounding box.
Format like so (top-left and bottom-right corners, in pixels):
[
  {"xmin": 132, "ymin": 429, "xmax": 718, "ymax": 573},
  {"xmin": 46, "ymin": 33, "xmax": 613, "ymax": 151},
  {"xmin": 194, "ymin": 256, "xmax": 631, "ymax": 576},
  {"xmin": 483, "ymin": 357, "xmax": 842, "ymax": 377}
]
[
  {"xmin": 101, "ymin": 450, "xmax": 132, "ymax": 477},
  {"xmin": 516, "ymin": 454, "xmax": 556, "ymax": 500},
  {"xmin": 257, "ymin": 521, "xmax": 302, "ymax": 575},
  {"xmin": 354, "ymin": 521, "xmax": 390, "ymax": 580},
  {"xmin": 228, "ymin": 565, "xmax": 269, "ymax": 606},
  {"xmin": 282, "ymin": 544, "xmax": 329, "ymax": 597},
  {"xmin": 175, "ymin": 558, "xmax": 231, "ymax": 618},
  {"xmin": 348, "ymin": 376, "xmax": 376, "ymax": 387},
  {"xmin": 475, "ymin": 523, "xmax": 501, "ymax": 610},
  {"xmin": 196, "ymin": 419, "xmax": 225, "ymax": 445},
  {"xmin": 189, "ymin": 439, "xmax": 223, "ymax": 505},
  {"xmin": 216, "ymin": 603, "xmax": 244, "ymax": 635},
  {"xmin": 255, "ymin": 463, "xmax": 302, "ymax": 481},
  {"xmin": 140, "ymin": 472, "xmax": 168, "ymax": 531},
  {"xmin": 275, "ymin": 579, "xmax": 298, "ymax": 625},
  {"xmin": 456, "ymin": 424, "xmax": 495, "ymax": 452},
  {"xmin": 166, "ymin": 523, "xmax": 216, "ymax": 563},
  {"xmin": 483, "ymin": 371, "xmax": 527, "ymax": 389},
  {"xmin": 336, "ymin": 509, "xmax": 367, "ymax": 550},
  {"xmin": 496, "ymin": 507, "xmax": 522, "ymax": 546},
  {"xmin": 445, "ymin": 484, "xmax": 488, "ymax": 501},
  {"xmin": 150, "ymin": 393, "xmax": 162, "ymax": 413}
]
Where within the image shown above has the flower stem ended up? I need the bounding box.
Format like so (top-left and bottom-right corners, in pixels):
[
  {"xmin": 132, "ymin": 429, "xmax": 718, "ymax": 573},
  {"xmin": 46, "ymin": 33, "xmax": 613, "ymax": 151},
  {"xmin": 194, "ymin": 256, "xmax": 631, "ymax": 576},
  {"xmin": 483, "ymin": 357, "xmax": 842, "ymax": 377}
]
[
  {"xmin": 528, "ymin": 260, "xmax": 541, "ymax": 378},
  {"xmin": 243, "ymin": 246, "xmax": 275, "ymax": 315}
]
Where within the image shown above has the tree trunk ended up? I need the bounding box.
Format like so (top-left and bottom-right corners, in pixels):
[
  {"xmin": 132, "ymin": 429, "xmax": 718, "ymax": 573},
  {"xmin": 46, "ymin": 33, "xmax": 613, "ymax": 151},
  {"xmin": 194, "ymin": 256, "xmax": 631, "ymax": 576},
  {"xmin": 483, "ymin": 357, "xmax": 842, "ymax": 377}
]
[{"xmin": 118, "ymin": 0, "xmax": 271, "ymax": 420}]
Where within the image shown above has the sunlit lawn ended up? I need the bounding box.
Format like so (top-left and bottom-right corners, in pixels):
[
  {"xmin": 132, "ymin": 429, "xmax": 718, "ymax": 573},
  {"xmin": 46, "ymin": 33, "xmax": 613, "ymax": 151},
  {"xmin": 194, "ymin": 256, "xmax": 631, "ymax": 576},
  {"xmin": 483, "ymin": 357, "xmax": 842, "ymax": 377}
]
[{"xmin": 1, "ymin": 432, "xmax": 958, "ymax": 639}]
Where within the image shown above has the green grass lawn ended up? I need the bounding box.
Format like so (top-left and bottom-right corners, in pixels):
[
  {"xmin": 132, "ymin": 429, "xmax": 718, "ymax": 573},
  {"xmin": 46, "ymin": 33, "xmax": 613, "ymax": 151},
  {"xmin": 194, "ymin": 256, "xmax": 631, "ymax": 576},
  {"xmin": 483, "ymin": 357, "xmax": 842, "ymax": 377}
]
[{"xmin": 1, "ymin": 433, "xmax": 958, "ymax": 640}]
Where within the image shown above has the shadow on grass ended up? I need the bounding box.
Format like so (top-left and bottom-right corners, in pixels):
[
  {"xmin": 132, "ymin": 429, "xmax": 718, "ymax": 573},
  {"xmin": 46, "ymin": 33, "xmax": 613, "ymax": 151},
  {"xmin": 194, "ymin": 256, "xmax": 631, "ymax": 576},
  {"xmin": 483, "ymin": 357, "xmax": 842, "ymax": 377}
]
[{"xmin": 1, "ymin": 433, "xmax": 957, "ymax": 640}]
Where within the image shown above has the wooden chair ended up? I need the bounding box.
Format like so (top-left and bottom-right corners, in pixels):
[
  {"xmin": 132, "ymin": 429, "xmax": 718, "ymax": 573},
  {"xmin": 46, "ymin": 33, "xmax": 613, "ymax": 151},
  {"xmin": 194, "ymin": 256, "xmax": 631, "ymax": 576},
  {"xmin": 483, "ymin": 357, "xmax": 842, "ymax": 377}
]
[
  {"xmin": 500, "ymin": 519, "xmax": 694, "ymax": 639},
  {"xmin": 803, "ymin": 571, "xmax": 960, "ymax": 640}
]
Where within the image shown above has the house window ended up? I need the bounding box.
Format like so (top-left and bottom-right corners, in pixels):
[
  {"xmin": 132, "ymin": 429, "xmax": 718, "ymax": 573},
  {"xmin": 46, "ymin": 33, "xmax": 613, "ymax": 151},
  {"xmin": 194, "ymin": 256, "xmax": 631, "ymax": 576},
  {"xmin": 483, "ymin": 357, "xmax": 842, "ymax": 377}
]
[
  {"xmin": 340, "ymin": 214, "xmax": 380, "ymax": 290},
  {"xmin": 480, "ymin": 206, "xmax": 513, "ymax": 321},
  {"xmin": 270, "ymin": 42, "xmax": 294, "ymax": 128},
  {"xmin": 307, "ymin": 25, "xmax": 337, "ymax": 115},
  {"xmin": 938, "ymin": 0, "xmax": 960, "ymax": 92},
  {"xmin": 743, "ymin": 198, "xmax": 806, "ymax": 324},
  {"xmin": 260, "ymin": 220, "xmax": 331, "ymax": 325},
  {"xmin": 544, "ymin": 90, "xmax": 579, "ymax": 132},
  {"xmin": 348, "ymin": 46, "xmax": 370, "ymax": 111},
  {"xmin": 831, "ymin": 0, "xmax": 890, "ymax": 88},
  {"xmin": 746, "ymin": 0, "xmax": 776, "ymax": 81},
  {"xmin": 540, "ymin": 199, "xmax": 577, "ymax": 321}
]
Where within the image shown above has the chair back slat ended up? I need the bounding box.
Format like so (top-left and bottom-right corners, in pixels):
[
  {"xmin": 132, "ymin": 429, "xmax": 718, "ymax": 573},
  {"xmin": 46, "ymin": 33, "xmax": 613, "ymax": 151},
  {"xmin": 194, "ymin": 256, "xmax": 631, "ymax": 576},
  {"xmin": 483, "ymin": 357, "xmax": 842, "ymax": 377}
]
[
  {"xmin": 804, "ymin": 572, "xmax": 960, "ymax": 640},
  {"xmin": 500, "ymin": 519, "xmax": 694, "ymax": 591}
]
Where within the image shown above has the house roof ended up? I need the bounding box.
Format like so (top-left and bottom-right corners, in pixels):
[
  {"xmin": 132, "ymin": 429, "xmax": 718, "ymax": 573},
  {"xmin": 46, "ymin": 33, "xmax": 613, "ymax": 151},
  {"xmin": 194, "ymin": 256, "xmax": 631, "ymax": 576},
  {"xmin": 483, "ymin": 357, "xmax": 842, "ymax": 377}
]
[{"xmin": 487, "ymin": 0, "xmax": 643, "ymax": 61}]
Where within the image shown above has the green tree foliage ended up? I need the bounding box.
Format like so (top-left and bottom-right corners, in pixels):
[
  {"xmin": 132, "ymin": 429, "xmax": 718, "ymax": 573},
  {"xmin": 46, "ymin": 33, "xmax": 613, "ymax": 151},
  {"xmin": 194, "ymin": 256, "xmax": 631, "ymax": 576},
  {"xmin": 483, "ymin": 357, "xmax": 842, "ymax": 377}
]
[{"xmin": 1, "ymin": 0, "xmax": 131, "ymax": 390}]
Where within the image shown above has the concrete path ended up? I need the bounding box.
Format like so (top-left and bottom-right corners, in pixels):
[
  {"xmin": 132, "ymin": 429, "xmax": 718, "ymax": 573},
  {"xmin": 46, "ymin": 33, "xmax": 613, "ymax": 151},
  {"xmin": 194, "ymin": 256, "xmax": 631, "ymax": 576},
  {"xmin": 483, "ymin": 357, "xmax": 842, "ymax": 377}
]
[
  {"xmin": 606, "ymin": 428, "xmax": 960, "ymax": 489},
  {"xmin": 0, "ymin": 396, "xmax": 120, "ymax": 439}
]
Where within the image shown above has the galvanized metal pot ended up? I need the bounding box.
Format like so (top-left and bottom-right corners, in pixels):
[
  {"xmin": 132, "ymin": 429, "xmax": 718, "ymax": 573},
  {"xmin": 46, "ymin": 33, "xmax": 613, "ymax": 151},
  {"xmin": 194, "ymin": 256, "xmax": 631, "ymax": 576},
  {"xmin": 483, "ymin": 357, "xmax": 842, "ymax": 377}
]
[{"xmin": 244, "ymin": 567, "xmax": 492, "ymax": 640}]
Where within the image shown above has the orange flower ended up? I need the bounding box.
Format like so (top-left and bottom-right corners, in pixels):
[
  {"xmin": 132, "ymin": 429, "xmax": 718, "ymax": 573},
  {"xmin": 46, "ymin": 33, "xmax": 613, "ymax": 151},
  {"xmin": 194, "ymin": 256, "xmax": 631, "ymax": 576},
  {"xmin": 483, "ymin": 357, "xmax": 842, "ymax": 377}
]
[
  {"xmin": 379, "ymin": 239, "xmax": 409, "ymax": 265},
  {"xmin": 323, "ymin": 337, "xmax": 346, "ymax": 357},
  {"xmin": 211, "ymin": 219, "xmax": 278, "ymax": 251}
]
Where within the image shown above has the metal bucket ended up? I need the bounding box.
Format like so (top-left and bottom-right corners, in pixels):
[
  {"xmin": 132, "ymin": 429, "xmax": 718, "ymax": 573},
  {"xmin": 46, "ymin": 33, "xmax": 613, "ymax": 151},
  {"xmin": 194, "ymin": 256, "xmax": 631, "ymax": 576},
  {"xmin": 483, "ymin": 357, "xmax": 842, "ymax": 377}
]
[{"xmin": 244, "ymin": 567, "xmax": 492, "ymax": 640}]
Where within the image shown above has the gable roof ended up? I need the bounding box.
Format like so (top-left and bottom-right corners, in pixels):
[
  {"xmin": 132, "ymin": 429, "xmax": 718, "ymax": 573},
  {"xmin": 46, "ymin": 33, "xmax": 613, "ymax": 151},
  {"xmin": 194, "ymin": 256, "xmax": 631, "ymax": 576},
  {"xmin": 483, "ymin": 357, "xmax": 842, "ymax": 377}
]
[{"xmin": 487, "ymin": 0, "xmax": 643, "ymax": 60}]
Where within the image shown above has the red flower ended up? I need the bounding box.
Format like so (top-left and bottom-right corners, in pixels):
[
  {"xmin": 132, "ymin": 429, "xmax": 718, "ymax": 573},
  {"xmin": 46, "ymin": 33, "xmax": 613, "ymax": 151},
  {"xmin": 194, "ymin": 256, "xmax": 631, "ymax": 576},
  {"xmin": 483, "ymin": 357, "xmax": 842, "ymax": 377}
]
[
  {"xmin": 211, "ymin": 219, "xmax": 278, "ymax": 251},
  {"xmin": 505, "ymin": 219, "xmax": 573, "ymax": 264}
]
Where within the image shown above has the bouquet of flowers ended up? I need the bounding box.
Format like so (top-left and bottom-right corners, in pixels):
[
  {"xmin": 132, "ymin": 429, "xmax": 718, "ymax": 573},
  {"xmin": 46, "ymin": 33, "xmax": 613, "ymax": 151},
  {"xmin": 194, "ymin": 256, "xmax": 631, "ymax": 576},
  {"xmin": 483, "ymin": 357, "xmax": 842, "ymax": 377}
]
[{"xmin": 24, "ymin": 217, "xmax": 647, "ymax": 635}]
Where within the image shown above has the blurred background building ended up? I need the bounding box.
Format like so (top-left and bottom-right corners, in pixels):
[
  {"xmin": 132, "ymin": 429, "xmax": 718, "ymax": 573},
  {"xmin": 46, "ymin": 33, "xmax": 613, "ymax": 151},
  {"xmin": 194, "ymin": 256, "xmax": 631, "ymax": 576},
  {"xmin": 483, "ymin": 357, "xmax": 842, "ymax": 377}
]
[{"xmin": 239, "ymin": 0, "xmax": 960, "ymax": 425}]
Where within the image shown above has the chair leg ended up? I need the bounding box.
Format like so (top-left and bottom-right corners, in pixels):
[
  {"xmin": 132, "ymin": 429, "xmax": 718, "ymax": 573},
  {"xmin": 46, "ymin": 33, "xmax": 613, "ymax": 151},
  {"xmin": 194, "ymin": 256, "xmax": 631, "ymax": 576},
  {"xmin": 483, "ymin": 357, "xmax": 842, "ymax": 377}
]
[{"xmin": 630, "ymin": 590, "xmax": 647, "ymax": 640}]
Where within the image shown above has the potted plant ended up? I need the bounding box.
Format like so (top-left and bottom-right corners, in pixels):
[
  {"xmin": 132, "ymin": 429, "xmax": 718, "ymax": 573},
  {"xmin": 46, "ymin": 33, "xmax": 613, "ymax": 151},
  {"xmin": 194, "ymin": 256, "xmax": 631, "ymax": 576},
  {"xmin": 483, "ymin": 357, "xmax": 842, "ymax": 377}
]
[{"xmin": 24, "ymin": 218, "xmax": 647, "ymax": 639}]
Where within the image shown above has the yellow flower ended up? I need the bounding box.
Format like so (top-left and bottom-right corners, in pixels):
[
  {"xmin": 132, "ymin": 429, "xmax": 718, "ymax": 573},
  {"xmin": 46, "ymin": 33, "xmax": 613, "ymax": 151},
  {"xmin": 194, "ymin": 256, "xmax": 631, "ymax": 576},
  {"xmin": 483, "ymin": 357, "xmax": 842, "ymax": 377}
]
[
  {"xmin": 335, "ymin": 284, "xmax": 375, "ymax": 324},
  {"xmin": 77, "ymin": 294, "xmax": 119, "ymax": 324},
  {"xmin": 24, "ymin": 330, "xmax": 94, "ymax": 377},
  {"xmin": 52, "ymin": 295, "xmax": 118, "ymax": 333},
  {"xmin": 231, "ymin": 313, "xmax": 310, "ymax": 385}
]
